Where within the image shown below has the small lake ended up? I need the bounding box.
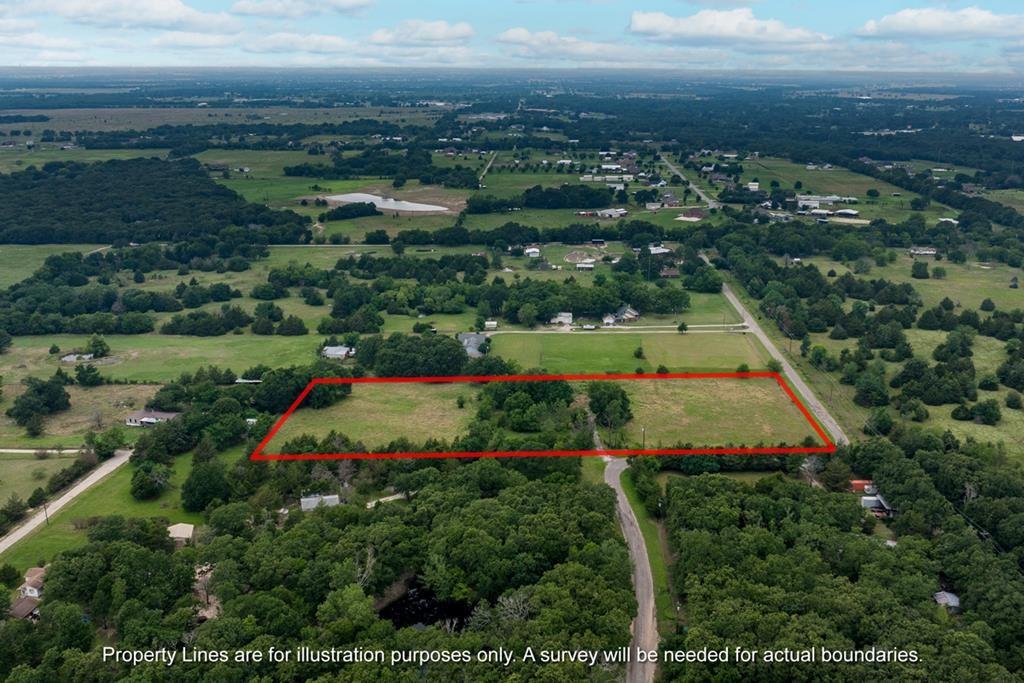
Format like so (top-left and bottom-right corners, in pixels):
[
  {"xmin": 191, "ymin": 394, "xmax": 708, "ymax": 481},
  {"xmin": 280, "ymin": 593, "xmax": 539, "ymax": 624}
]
[
  {"xmin": 379, "ymin": 579, "xmax": 473, "ymax": 630},
  {"xmin": 325, "ymin": 192, "xmax": 448, "ymax": 212}
]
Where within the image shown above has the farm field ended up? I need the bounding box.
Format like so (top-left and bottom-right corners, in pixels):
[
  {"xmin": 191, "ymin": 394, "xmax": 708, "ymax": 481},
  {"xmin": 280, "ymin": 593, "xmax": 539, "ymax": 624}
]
[
  {"xmin": 0, "ymin": 451, "xmax": 80, "ymax": 507},
  {"xmin": 803, "ymin": 254, "xmax": 1022, "ymax": 310},
  {"xmin": 0, "ymin": 148, "xmax": 169, "ymax": 173},
  {"xmin": 489, "ymin": 331, "xmax": 768, "ymax": 374},
  {"xmin": 1, "ymin": 334, "xmax": 320, "ymax": 385},
  {"xmin": 0, "ymin": 384, "xmax": 158, "ymax": 449},
  {"xmin": 987, "ymin": 189, "xmax": 1024, "ymax": 213},
  {"xmin": 613, "ymin": 378, "xmax": 821, "ymax": 448},
  {"xmin": 0, "ymin": 446, "xmax": 240, "ymax": 573},
  {"xmin": 263, "ymin": 382, "xmax": 476, "ymax": 453},
  {"xmin": 736, "ymin": 157, "xmax": 957, "ymax": 223},
  {"xmin": 0, "ymin": 244, "xmax": 106, "ymax": 287},
  {"xmin": 0, "ymin": 106, "xmax": 437, "ymax": 134}
]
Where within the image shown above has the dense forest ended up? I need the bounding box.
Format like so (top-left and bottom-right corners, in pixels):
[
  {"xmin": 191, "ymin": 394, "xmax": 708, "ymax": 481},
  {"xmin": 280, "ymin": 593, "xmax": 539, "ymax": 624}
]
[{"xmin": 0, "ymin": 158, "xmax": 310, "ymax": 244}]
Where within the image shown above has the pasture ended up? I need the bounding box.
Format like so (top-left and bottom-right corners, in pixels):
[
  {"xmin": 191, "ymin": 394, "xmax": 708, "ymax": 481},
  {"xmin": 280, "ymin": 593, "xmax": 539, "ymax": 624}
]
[
  {"xmin": 0, "ymin": 451, "xmax": 80, "ymax": 508},
  {"xmin": 489, "ymin": 331, "xmax": 768, "ymax": 374},
  {"xmin": 0, "ymin": 244, "xmax": 107, "ymax": 288},
  {"xmin": 263, "ymin": 382, "xmax": 476, "ymax": 453},
  {"xmin": 0, "ymin": 148, "xmax": 169, "ymax": 174}
]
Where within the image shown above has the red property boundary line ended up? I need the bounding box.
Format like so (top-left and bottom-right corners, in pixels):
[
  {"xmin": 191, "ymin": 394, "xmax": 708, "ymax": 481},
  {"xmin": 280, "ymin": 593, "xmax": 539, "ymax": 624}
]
[{"xmin": 250, "ymin": 372, "xmax": 837, "ymax": 461}]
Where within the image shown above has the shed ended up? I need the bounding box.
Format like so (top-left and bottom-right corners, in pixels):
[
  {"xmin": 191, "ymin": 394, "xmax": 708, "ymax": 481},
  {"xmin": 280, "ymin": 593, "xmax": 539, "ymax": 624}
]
[
  {"xmin": 321, "ymin": 345, "xmax": 354, "ymax": 359},
  {"xmin": 300, "ymin": 494, "xmax": 341, "ymax": 512},
  {"xmin": 168, "ymin": 523, "xmax": 195, "ymax": 548},
  {"xmin": 549, "ymin": 312, "xmax": 573, "ymax": 326}
]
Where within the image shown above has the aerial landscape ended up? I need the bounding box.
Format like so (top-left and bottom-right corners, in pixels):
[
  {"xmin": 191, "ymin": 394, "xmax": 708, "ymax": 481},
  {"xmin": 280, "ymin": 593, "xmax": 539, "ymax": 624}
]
[{"xmin": 2, "ymin": 0, "xmax": 1024, "ymax": 681}]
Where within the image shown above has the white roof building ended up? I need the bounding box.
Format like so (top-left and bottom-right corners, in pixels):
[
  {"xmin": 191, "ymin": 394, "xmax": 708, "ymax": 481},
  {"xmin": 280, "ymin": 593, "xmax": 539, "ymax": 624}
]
[
  {"xmin": 322, "ymin": 345, "xmax": 354, "ymax": 359},
  {"xmin": 550, "ymin": 312, "xmax": 573, "ymax": 325},
  {"xmin": 300, "ymin": 494, "xmax": 341, "ymax": 512},
  {"xmin": 524, "ymin": 247, "xmax": 541, "ymax": 258}
]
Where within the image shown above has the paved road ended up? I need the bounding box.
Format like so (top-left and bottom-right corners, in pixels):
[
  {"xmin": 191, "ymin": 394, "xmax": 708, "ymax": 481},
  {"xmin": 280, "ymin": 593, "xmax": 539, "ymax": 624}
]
[
  {"xmin": 700, "ymin": 254, "xmax": 849, "ymax": 445},
  {"xmin": 590, "ymin": 421, "xmax": 657, "ymax": 683},
  {"xmin": 0, "ymin": 448, "xmax": 82, "ymax": 455},
  {"xmin": 0, "ymin": 449, "xmax": 132, "ymax": 557},
  {"xmin": 661, "ymin": 157, "xmax": 720, "ymax": 209}
]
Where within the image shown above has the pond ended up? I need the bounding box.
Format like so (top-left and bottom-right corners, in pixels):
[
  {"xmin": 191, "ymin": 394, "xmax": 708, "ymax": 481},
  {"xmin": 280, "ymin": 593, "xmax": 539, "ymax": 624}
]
[{"xmin": 325, "ymin": 192, "xmax": 448, "ymax": 212}]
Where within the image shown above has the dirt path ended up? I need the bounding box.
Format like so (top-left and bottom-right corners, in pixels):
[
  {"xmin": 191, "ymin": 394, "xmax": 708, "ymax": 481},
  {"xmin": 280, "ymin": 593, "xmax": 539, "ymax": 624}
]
[
  {"xmin": 479, "ymin": 151, "xmax": 497, "ymax": 183},
  {"xmin": 590, "ymin": 418, "xmax": 657, "ymax": 683},
  {"xmin": 699, "ymin": 253, "xmax": 849, "ymax": 445},
  {"xmin": 0, "ymin": 449, "xmax": 132, "ymax": 557}
]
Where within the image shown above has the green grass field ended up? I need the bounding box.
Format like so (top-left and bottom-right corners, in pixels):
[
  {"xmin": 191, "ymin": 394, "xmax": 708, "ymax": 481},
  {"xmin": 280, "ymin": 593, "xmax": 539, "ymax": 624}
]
[
  {"xmin": 736, "ymin": 157, "xmax": 957, "ymax": 224},
  {"xmin": 0, "ymin": 148, "xmax": 169, "ymax": 174},
  {"xmin": 805, "ymin": 254, "xmax": 1023, "ymax": 311},
  {"xmin": 0, "ymin": 446, "xmax": 237, "ymax": 572},
  {"xmin": 2, "ymin": 334, "xmax": 320, "ymax": 385},
  {"xmin": 0, "ymin": 244, "xmax": 107, "ymax": 287},
  {"xmin": 614, "ymin": 378, "xmax": 820, "ymax": 448},
  {"xmin": 0, "ymin": 384, "xmax": 158, "ymax": 449},
  {"xmin": 986, "ymin": 189, "xmax": 1024, "ymax": 213},
  {"xmin": 0, "ymin": 452, "xmax": 80, "ymax": 507},
  {"xmin": 265, "ymin": 382, "xmax": 476, "ymax": 453},
  {"xmin": 489, "ymin": 331, "xmax": 768, "ymax": 374}
]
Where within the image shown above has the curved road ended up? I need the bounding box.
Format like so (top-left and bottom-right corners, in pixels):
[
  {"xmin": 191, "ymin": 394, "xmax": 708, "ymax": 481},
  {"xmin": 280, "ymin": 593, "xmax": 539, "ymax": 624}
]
[
  {"xmin": 590, "ymin": 419, "xmax": 657, "ymax": 683},
  {"xmin": 700, "ymin": 254, "xmax": 849, "ymax": 446},
  {"xmin": 0, "ymin": 449, "xmax": 132, "ymax": 557}
]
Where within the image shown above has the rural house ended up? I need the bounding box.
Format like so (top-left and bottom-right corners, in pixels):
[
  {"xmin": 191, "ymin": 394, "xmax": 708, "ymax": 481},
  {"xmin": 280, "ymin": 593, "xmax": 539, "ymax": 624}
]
[
  {"xmin": 549, "ymin": 312, "xmax": 573, "ymax": 325},
  {"xmin": 125, "ymin": 410, "xmax": 180, "ymax": 428},
  {"xmin": 300, "ymin": 494, "xmax": 341, "ymax": 512},
  {"xmin": 168, "ymin": 523, "xmax": 195, "ymax": 548},
  {"xmin": 457, "ymin": 332, "xmax": 487, "ymax": 358},
  {"xmin": 321, "ymin": 345, "xmax": 354, "ymax": 360}
]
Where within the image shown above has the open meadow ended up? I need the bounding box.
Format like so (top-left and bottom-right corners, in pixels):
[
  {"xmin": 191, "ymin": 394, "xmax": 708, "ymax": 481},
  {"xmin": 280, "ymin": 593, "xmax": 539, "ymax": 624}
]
[
  {"xmin": 613, "ymin": 377, "xmax": 821, "ymax": 448},
  {"xmin": 0, "ymin": 244, "xmax": 107, "ymax": 287},
  {"xmin": 263, "ymin": 382, "xmax": 476, "ymax": 453}
]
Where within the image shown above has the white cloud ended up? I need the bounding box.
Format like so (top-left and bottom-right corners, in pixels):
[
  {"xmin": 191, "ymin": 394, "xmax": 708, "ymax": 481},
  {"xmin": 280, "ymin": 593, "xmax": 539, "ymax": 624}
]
[
  {"xmin": 0, "ymin": 17, "xmax": 37, "ymax": 33},
  {"xmin": 30, "ymin": 0, "xmax": 238, "ymax": 33},
  {"xmin": 0, "ymin": 32, "xmax": 80, "ymax": 51},
  {"xmin": 629, "ymin": 9, "xmax": 829, "ymax": 47},
  {"xmin": 230, "ymin": 0, "xmax": 372, "ymax": 18},
  {"xmin": 244, "ymin": 32, "xmax": 355, "ymax": 54},
  {"xmin": 860, "ymin": 7, "xmax": 1024, "ymax": 40},
  {"xmin": 497, "ymin": 28, "xmax": 613, "ymax": 59},
  {"xmin": 370, "ymin": 20, "xmax": 474, "ymax": 45},
  {"xmin": 151, "ymin": 31, "xmax": 240, "ymax": 49}
]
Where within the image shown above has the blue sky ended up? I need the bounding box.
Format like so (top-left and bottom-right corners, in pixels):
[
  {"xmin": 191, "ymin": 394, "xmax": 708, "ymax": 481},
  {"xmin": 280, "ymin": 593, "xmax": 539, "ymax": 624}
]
[{"xmin": 2, "ymin": 0, "xmax": 1024, "ymax": 73}]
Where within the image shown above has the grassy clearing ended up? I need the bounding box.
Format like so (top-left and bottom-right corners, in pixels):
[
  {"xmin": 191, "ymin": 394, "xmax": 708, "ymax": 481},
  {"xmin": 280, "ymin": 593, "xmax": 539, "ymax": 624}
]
[
  {"xmin": 2, "ymin": 334, "xmax": 320, "ymax": 385},
  {"xmin": 489, "ymin": 331, "xmax": 768, "ymax": 374},
  {"xmin": 0, "ymin": 244, "xmax": 107, "ymax": 288},
  {"xmin": 0, "ymin": 445, "xmax": 239, "ymax": 572},
  {"xmin": 987, "ymin": 189, "xmax": 1024, "ymax": 213},
  {"xmin": 0, "ymin": 384, "xmax": 158, "ymax": 449},
  {"xmin": 0, "ymin": 452, "xmax": 79, "ymax": 506},
  {"xmin": 612, "ymin": 378, "xmax": 819, "ymax": 448},
  {"xmin": 0, "ymin": 148, "xmax": 169, "ymax": 174},
  {"xmin": 805, "ymin": 254, "xmax": 1023, "ymax": 311},
  {"xmin": 264, "ymin": 382, "xmax": 476, "ymax": 452}
]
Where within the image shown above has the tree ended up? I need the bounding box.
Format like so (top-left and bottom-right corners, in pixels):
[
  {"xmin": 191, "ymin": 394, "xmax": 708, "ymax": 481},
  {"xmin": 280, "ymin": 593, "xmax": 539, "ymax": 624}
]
[
  {"xmin": 677, "ymin": 321, "xmax": 688, "ymax": 334},
  {"xmin": 980, "ymin": 298, "xmax": 996, "ymax": 311},
  {"xmin": 911, "ymin": 261, "xmax": 930, "ymax": 279},
  {"xmin": 86, "ymin": 334, "xmax": 110, "ymax": 358},
  {"xmin": 867, "ymin": 188, "xmax": 880, "ymax": 198},
  {"xmin": 820, "ymin": 458, "xmax": 853, "ymax": 492},
  {"xmin": 0, "ymin": 328, "xmax": 11, "ymax": 354},
  {"xmin": 518, "ymin": 303, "xmax": 539, "ymax": 328},
  {"xmin": 130, "ymin": 462, "xmax": 172, "ymax": 500},
  {"xmin": 0, "ymin": 563, "xmax": 20, "ymax": 588},
  {"xmin": 275, "ymin": 315, "xmax": 308, "ymax": 336},
  {"xmin": 181, "ymin": 461, "xmax": 229, "ymax": 512},
  {"xmin": 74, "ymin": 364, "xmax": 103, "ymax": 387}
]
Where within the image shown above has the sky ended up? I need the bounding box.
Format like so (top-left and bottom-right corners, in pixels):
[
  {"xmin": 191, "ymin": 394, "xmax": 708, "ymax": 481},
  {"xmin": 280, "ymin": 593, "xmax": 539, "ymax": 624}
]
[{"xmin": 2, "ymin": 0, "xmax": 1024, "ymax": 74}]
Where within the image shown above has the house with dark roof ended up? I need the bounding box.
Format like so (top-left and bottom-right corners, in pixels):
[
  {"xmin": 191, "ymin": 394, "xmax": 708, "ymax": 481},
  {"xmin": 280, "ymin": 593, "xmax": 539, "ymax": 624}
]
[{"xmin": 457, "ymin": 332, "xmax": 487, "ymax": 358}]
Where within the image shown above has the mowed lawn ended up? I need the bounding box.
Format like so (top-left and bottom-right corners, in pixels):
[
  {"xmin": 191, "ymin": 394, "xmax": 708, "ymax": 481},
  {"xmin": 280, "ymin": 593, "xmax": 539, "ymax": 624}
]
[
  {"xmin": 264, "ymin": 382, "xmax": 476, "ymax": 452},
  {"xmin": 489, "ymin": 331, "xmax": 768, "ymax": 373},
  {"xmin": 616, "ymin": 378, "xmax": 820, "ymax": 448},
  {"xmin": 0, "ymin": 446, "xmax": 234, "ymax": 572},
  {"xmin": 0, "ymin": 452, "xmax": 80, "ymax": 505},
  {"xmin": 0, "ymin": 384, "xmax": 158, "ymax": 448},
  {"xmin": 0, "ymin": 244, "xmax": 106, "ymax": 288}
]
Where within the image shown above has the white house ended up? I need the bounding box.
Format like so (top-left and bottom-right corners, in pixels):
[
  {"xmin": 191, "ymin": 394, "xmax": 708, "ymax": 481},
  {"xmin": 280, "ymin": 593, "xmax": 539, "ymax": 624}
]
[
  {"xmin": 484, "ymin": 320, "xmax": 498, "ymax": 330},
  {"xmin": 747, "ymin": 181, "xmax": 760, "ymax": 192},
  {"xmin": 168, "ymin": 523, "xmax": 195, "ymax": 548},
  {"xmin": 550, "ymin": 312, "xmax": 573, "ymax": 325},
  {"xmin": 524, "ymin": 247, "xmax": 541, "ymax": 258},
  {"xmin": 125, "ymin": 410, "xmax": 180, "ymax": 428},
  {"xmin": 300, "ymin": 494, "xmax": 341, "ymax": 512},
  {"xmin": 597, "ymin": 208, "xmax": 628, "ymax": 219},
  {"xmin": 19, "ymin": 568, "xmax": 45, "ymax": 599},
  {"xmin": 648, "ymin": 245, "xmax": 672, "ymax": 255},
  {"xmin": 576, "ymin": 262, "xmax": 595, "ymax": 271},
  {"xmin": 909, "ymin": 246, "xmax": 938, "ymax": 257},
  {"xmin": 322, "ymin": 345, "xmax": 354, "ymax": 359},
  {"xmin": 835, "ymin": 209, "xmax": 860, "ymax": 217}
]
